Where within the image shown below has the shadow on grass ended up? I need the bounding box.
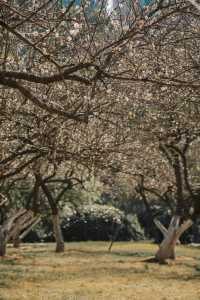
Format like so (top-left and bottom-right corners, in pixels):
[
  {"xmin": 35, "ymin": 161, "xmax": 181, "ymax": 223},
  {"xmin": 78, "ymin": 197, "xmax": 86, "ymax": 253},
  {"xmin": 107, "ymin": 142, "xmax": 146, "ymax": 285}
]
[
  {"xmin": 111, "ymin": 251, "xmax": 155, "ymax": 258},
  {"xmin": 0, "ymin": 259, "xmax": 16, "ymax": 266},
  {"xmin": 64, "ymin": 248, "xmax": 154, "ymax": 258},
  {"xmin": 157, "ymin": 272, "xmax": 200, "ymax": 281},
  {"xmin": 21, "ymin": 249, "xmax": 51, "ymax": 258},
  {"xmin": 0, "ymin": 281, "xmax": 10, "ymax": 289},
  {"xmin": 0, "ymin": 272, "xmax": 12, "ymax": 289}
]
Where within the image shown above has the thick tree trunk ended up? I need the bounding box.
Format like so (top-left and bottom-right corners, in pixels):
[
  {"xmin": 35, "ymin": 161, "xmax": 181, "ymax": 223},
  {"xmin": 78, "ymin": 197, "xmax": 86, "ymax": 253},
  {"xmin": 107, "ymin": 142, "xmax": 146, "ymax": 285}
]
[
  {"xmin": 0, "ymin": 226, "xmax": 7, "ymax": 257},
  {"xmin": 155, "ymin": 231, "xmax": 177, "ymax": 262},
  {"xmin": 35, "ymin": 174, "xmax": 65, "ymax": 253},
  {"xmin": 155, "ymin": 216, "xmax": 193, "ymax": 263},
  {"xmin": 52, "ymin": 214, "xmax": 65, "ymax": 253}
]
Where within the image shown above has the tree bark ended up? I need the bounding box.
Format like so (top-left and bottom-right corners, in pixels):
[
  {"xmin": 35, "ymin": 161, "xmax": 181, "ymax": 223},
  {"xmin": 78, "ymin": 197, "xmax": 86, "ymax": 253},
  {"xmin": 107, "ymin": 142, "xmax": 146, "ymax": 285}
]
[
  {"xmin": 155, "ymin": 231, "xmax": 177, "ymax": 263},
  {"xmin": 19, "ymin": 216, "xmax": 41, "ymax": 240},
  {"xmin": 0, "ymin": 226, "xmax": 6, "ymax": 256},
  {"xmin": 155, "ymin": 216, "xmax": 193, "ymax": 263},
  {"xmin": 52, "ymin": 214, "xmax": 65, "ymax": 253},
  {"xmin": 13, "ymin": 233, "xmax": 21, "ymax": 248},
  {"xmin": 35, "ymin": 173, "xmax": 65, "ymax": 253},
  {"xmin": 154, "ymin": 219, "xmax": 181, "ymax": 245}
]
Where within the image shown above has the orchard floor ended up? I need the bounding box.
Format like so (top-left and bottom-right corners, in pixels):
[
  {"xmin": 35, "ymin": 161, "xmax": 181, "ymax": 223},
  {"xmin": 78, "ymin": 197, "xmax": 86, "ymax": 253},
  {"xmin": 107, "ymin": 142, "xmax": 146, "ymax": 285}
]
[{"xmin": 0, "ymin": 242, "xmax": 200, "ymax": 300}]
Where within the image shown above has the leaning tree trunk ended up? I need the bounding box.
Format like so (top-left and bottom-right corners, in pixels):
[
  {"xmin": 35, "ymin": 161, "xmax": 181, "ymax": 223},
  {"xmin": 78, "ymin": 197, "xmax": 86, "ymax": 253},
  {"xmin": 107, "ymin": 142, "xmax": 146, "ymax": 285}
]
[
  {"xmin": 0, "ymin": 226, "xmax": 7, "ymax": 257},
  {"xmin": 52, "ymin": 214, "xmax": 65, "ymax": 253},
  {"xmin": 11, "ymin": 215, "xmax": 41, "ymax": 249},
  {"xmin": 0, "ymin": 209, "xmax": 34, "ymax": 256},
  {"xmin": 155, "ymin": 216, "xmax": 193, "ymax": 263}
]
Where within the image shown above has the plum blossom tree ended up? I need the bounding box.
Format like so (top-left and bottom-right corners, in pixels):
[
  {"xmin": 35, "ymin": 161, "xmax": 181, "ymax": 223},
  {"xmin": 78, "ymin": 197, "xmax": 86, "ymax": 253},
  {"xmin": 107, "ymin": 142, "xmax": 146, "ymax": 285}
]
[{"xmin": 1, "ymin": 0, "xmax": 200, "ymax": 262}]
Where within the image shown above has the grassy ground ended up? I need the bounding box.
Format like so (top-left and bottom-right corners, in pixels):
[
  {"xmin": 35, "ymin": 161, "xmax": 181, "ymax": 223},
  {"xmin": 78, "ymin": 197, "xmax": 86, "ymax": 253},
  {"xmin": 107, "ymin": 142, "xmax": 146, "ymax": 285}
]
[{"xmin": 0, "ymin": 242, "xmax": 200, "ymax": 300}]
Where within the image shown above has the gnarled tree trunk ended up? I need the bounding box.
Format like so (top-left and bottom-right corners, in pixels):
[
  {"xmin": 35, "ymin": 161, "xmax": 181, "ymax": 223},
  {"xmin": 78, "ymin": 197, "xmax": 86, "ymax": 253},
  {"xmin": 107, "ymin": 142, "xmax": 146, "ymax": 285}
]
[
  {"xmin": 52, "ymin": 214, "xmax": 65, "ymax": 253},
  {"xmin": 36, "ymin": 173, "xmax": 65, "ymax": 253},
  {"xmin": 155, "ymin": 216, "xmax": 193, "ymax": 263},
  {"xmin": 154, "ymin": 219, "xmax": 181, "ymax": 245},
  {"xmin": 0, "ymin": 226, "xmax": 6, "ymax": 256},
  {"xmin": 0, "ymin": 209, "xmax": 29, "ymax": 256},
  {"xmin": 11, "ymin": 214, "xmax": 41, "ymax": 248},
  {"xmin": 0, "ymin": 208, "xmax": 40, "ymax": 255}
]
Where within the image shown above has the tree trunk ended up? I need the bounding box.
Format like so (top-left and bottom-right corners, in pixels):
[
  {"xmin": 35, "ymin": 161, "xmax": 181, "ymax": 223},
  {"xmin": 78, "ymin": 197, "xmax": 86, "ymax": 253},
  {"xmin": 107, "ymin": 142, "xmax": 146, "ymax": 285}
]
[
  {"xmin": 0, "ymin": 226, "xmax": 6, "ymax": 257},
  {"xmin": 19, "ymin": 216, "xmax": 41, "ymax": 240},
  {"xmin": 155, "ymin": 216, "xmax": 193, "ymax": 263},
  {"xmin": 52, "ymin": 214, "xmax": 65, "ymax": 253},
  {"xmin": 35, "ymin": 174, "xmax": 65, "ymax": 253},
  {"xmin": 155, "ymin": 231, "xmax": 177, "ymax": 263},
  {"xmin": 154, "ymin": 219, "xmax": 181, "ymax": 245},
  {"xmin": 13, "ymin": 233, "xmax": 21, "ymax": 248}
]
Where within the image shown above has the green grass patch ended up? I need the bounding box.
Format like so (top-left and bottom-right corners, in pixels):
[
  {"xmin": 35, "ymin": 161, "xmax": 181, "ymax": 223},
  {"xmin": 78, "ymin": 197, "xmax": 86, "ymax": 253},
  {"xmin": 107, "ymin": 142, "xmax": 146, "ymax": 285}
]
[{"xmin": 0, "ymin": 259, "xmax": 16, "ymax": 266}]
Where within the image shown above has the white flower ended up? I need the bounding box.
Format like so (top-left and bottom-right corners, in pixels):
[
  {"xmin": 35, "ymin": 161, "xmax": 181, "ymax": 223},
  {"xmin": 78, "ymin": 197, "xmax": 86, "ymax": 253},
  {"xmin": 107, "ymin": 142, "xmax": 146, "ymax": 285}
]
[
  {"xmin": 161, "ymin": 86, "xmax": 167, "ymax": 91},
  {"xmin": 32, "ymin": 31, "xmax": 39, "ymax": 37},
  {"xmin": 74, "ymin": 22, "xmax": 81, "ymax": 29},
  {"xmin": 69, "ymin": 29, "xmax": 79, "ymax": 37}
]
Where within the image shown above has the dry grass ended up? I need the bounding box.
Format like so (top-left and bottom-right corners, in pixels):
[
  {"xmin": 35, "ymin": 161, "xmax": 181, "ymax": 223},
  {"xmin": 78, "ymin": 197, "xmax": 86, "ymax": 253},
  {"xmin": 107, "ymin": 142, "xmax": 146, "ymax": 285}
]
[{"xmin": 0, "ymin": 242, "xmax": 200, "ymax": 300}]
